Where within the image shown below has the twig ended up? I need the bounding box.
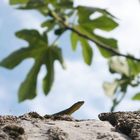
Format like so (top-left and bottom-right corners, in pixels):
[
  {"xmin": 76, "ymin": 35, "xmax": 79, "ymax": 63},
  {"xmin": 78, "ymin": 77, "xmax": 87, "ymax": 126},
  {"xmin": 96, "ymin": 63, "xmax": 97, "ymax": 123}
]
[
  {"xmin": 111, "ymin": 92, "xmax": 126, "ymax": 112},
  {"xmin": 49, "ymin": 10, "xmax": 140, "ymax": 61}
]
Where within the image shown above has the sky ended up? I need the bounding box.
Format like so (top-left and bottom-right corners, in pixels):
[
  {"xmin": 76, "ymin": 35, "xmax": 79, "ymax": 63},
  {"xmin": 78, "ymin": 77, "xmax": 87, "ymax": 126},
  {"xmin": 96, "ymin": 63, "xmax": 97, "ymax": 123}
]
[{"xmin": 0, "ymin": 0, "xmax": 140, "ymax": 119}]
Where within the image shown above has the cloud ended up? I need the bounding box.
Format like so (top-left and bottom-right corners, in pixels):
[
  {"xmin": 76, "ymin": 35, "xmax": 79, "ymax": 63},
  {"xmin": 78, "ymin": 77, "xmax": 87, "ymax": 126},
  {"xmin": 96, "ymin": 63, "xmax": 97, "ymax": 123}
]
[
  {"xmin": 24, "ymin": 57, "xmax": 140, "ymax": 118},
  {"xmin": 117, "ymin": 99, "xmax": 140, "ymax": 111},
  {"xmin": 13, "ymin": 12, "xmax": 44, "ymax": 32},
  {"xmin": 23, "ymin": 59, "xmax": 112, "ymax": 118},
  {"xmin": 1, "ymin": 0, "xmax": 44, "ymax": 32},
  {"xmin": 4, "ymin": 0, "xmax": 8, "ymax": 4},
  {"xmin": 6, "ymin": 55, "xmax": 138, "ymax": 118},
  {"xmin": 1, "ymin": 0, "xmax": 8, "ymax": 5}
]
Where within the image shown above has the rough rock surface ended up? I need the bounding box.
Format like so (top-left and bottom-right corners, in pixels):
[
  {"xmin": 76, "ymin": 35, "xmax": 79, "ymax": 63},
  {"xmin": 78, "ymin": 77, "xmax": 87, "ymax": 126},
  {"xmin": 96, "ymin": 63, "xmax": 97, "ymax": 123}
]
[
  {"xmin": 0, "ymin": 112, "xmax": 131, "ymax": 140},
  {"xmin": 99, "ymin": 111, "xmax": 140, "ymax": 140}
]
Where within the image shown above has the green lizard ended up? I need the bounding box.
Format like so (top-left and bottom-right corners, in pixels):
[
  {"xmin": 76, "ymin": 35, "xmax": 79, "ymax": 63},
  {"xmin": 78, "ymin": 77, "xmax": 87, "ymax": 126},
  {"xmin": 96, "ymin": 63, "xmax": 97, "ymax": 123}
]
[{"xmin": 44, "ymin": 101, "xmax": 84, "ymax": 118}]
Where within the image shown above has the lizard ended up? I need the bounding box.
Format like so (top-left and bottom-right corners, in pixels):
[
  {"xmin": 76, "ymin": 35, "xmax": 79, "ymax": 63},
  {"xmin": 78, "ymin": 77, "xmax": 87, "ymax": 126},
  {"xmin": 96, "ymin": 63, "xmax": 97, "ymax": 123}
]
[{"xmin": 44, "ymin": 101, "xmax": 84, "ymax": 119}]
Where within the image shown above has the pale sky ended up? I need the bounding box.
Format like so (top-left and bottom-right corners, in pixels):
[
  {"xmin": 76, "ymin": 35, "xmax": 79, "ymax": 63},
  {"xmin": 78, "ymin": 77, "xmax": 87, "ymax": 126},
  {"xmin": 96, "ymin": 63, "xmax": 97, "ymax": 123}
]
[{"xmin": 0, "ymin": 0, "xmax": 140, "ymax": 119}]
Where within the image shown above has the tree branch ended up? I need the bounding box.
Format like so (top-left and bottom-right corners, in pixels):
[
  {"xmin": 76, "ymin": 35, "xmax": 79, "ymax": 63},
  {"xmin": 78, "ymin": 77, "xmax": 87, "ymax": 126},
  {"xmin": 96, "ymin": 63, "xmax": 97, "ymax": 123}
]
[{"xmin": 49, "ymin": 10, "xmax": 140, "ymax": 61}]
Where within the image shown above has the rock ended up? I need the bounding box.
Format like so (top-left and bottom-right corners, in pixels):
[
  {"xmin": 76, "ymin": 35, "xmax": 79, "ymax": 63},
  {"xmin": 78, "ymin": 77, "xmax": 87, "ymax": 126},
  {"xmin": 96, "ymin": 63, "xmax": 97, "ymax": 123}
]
[
  {"xmin": 0, "ymin": 112, "xmax": 131, "ymax": 140},
  {"xmin": 99, "ymin": 111, "xmax": 140, "ymax": 140}
]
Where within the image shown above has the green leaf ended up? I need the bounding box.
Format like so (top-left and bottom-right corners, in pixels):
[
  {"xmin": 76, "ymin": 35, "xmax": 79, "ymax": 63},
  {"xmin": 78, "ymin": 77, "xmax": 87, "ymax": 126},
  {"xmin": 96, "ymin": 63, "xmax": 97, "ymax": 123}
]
[
  {"xmin": 95, "ymin": 35, "xmax": 118, "ymax": 58},
  {"xmin": 132, "ymin": 92, "xmax": 140, "ymax": 100},
  {"xmin": 127, "ymin": 59, "xmax": 140, "ymax": 76},
  {"xmin": 77, "ymin": 6, "xmax": 118, "ymax": 58},
  {"xmin": 78, "ymin": 6, "xmax": 117, "ymax": 24},
  {"xmin": 57, "ymin": 0, "xmax": 73, "ymax": 9},
  {"xmin": 0, "ymin": 27, "xmax": 65, "ymax": 101},
  {"xmin": 41, "ymin": 19, "xmax": 56, "ymax": 32},
  {"xmin": 43, "ymin": 46, "xmax": 64, "ymax": 95},
  {"xmin": 42, "ymin": 31, "xmax": 48, "ymax": 44},
  {"xmin": 71, "ymin": 32, "xmax": 80, "ymax": 51},
  {"xmin": 26, "ymin": 0, "xmax": 46, "ymax": 7},
  {"xmin": 50, "ymin": 47, "xmax": 64, "ymax": 67},
  {"xmin": 81, "ymin": 16, "xmax": 118, "ymax": 32},
  {"xmin": 41, "ymin": 19, "xmax": 55, "ymax": 27},
  {"xmin": 71, "ymin": 30, "xmax": 93, "ymax": 65},
  {"xmin": 103, "ymin": 81, "xmax": 118, "ymax": 97},
  {"xmin": 73, "ymin": 25, "xmax": 94, "ymax": 39},
  {"xmin": 0, "ymin": 45, "xmax": 46, "ymax": 69},
  {"xmin": 17, "ymin": 45, "xmax": 64, "ymax": 101},
  {"xmin": 0, "ymin": 48, "xmax": 31, "ymax": 69},
  {"xmin": 16, "ymin": 29, "xmax": 47, "ymax": 47},
  {"xmin": 109, "ymin": 56, "xmax": 130, "ymax": 76},
  {"xmin": 10, "ymin": 0, "xmax": 29, "ymax": 5},
  {"xmin": 96, "ymin": 35, "xmax": 118, "ymax": 48},
  {"xmin": 93, "ymin": 8, "xmax": 116, "ymax": 18},
  {"xmin": 18, "ymin": 0, "xmax": 47, "ymax": 8},
  {"xmin": 78, "ymin": 6, "xmax": 96, "ymax": 23},
  {"xmin": 80, "ymin": 39, "xmax": 93, "ymax": 65},
  {"xmin": 73, "ymin": 25, "xmax": 118, "ymax": 58},
  {"xmin": 18, "ymin": 60, "xmax": 41, "ymax": 102},
  {"xmin": 17, "ymin": 1, "xmax": 49, "ymax": 16},
  {"xmin": 43, "ymin": 63, "xmax": 54, "ymax": 95}
]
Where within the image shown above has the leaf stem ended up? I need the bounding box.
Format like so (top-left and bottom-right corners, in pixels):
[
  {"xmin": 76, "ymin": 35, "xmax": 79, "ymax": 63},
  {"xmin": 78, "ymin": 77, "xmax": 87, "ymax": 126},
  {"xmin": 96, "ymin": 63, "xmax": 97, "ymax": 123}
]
[
  {"xmin": 110, "ymin": 92, "xmax": 126, "ymax": 112},
  {"xmin": 51, "ymin": 34, "xmax": 62, "ymax": 46}
]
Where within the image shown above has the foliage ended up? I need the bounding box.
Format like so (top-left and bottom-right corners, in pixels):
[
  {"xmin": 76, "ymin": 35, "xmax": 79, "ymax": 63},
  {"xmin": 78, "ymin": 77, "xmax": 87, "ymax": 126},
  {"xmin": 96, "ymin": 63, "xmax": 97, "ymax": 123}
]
[
  {"xmin": 104, "ymin": 57, "xmax": 140, "ymax": 111},
  {"xmin": 0, "ymin": 0, "xmax": 140, "ymax": 111}
]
